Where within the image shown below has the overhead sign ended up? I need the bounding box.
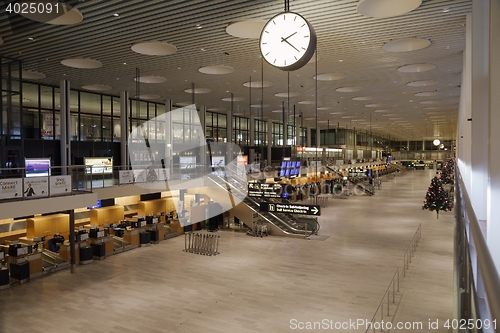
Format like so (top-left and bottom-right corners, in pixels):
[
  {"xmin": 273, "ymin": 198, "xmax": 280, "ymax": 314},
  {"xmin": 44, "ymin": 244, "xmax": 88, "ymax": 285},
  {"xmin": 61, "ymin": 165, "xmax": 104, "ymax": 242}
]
[
  {"xmin": 248, "ymin": 183, "xmax": 282, "ymax": 198},
  {"xmin": 260, "ymin": 202, "xmax": 321, "ymax": 216}
]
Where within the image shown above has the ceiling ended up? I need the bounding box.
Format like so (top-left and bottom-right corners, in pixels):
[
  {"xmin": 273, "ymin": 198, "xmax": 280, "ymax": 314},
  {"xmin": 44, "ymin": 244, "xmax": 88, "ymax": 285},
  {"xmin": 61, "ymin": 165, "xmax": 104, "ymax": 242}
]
[{"xmin": 0, "ymin": 0, "xmax": 471, "ymax": 141}]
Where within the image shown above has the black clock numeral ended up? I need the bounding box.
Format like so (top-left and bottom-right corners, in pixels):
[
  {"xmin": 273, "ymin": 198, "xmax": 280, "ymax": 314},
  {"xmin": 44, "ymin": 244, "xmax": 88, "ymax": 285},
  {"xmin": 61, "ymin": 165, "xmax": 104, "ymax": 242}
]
[
  {"xmin": 265, "ymin": 52, "xmax": 269, "ymax": 56},
  {"xmin": 265, "ymin": 30, "xmax": 269, "ymax": 34},
  {"xmin": 272, "ymin": 20, "xmax": 276, "ymax": 25},
  {"xmin": 274, "ymin": 59, "xmax": 276, "ymax": 64},
  {"xmin": 294, "ymin": 16, "xmax": 297, "ymax": 21},
  {"xmin": 262, "ymin": 42, "xmax": 267, "ymax": 45},
  {"xmin": 304, "ymin": 35, "xmax": 309, "ymax": 38},
  {"xmin": 301, "ymin": 24, "xmax": 305, "ymax": 27},
  {"xmin": 301, "ymin": 47, "xmax": 306, "ymax": 50},
  {"xmin": 294, "ymin": 56, "xmax": 297, "ymax": 60}
]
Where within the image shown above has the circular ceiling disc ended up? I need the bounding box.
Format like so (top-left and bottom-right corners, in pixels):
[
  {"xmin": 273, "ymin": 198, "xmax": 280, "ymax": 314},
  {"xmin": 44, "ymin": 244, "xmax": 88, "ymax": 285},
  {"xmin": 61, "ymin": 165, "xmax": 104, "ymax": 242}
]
[
  {"xmin": 415, "ymin": 91, "xmax": 442, "ymax": 97},
  {"xmin": 19, "ymin": 2, "xmax": 83, "ymax": 25},
  {"xmin": 398, "ymin": 63, "xmax": 436, "ymax": 73},
  {"xmin": 226, "ymin": 20, "xmax": 267, "ymax": 39},
  {"xmin": 82, "ymin": 84, "xmax": 113, "ymax": 91},
  {"xmin": 61, "ymin": 58, "xmax": 102, "ymax": 69},
  {"xmin": 352, "ymin": 96, "xmax": 374, "ymax": 101},
  {"xmin": 198, "ymin": 65, "xmax": 235, "ymax": 75},
  {"xmin": 19, "ymin": 70, "xmax": 46, "ymax": 79},
  {"xmin": 250, "ymin": 104, "xmax": 270, "ymax": 108},
  {"xmin": 184, "ymin": 88, "xmax": 211, "ymax": 94},
  {"xmin": 222, "ymin": 97, "xmax": 244, "ymax": 102},
  {"xmin": 365, "ymin": 103, "xmax": 385, "ymax": 107},
  {"xmin": 357, "ymin": 0, "xmax": 422, "ymax": 18},
  {"xmin": 137, "ymin": 94, "xmax": 161, "ymax": 100},
  {"xmin": 134, "ymin": 76, "xmax": 167, "ymax": 84},
  {"xmin": 243, "ymin": 81, "xmax": 273, "ymax": 88},
  {"xmin": 336, "ymin": 87, "xmax": 363, "ymax": 92},
  {"xmin": 407, "ymin": 80, "xmax": 439, "ymax": 87},
  {"xmin": 298, "ymin": 100, "xmax": 315, "ymax": 105},
  {"xmin": 131, "ymin": 42, "xmax": 177, "ymax": 56},
  {"xmin": 207, "ymin": 108, "xmax": 226, "ymax": 112},
  {"xmin": 419, "ymin": 100, "xmax": 443, "ymax": 104},
  {"xmin": 383, "ymin": 38, "xmax": 431, "ymax": 52},
  {"xmin": 314, "ymin": 73, "xmax": 346, "ymax": 81},
  {"xmin": 275, "ymin": 92, "xmax": 300, "ymax": 98}
]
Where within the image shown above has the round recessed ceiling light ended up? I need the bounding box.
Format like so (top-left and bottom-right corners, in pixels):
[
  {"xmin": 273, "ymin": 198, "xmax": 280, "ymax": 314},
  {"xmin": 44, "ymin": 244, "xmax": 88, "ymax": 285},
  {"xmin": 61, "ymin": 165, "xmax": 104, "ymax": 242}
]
[
  {"xmin": 298, "ymin": 100, "xmax": 315, "ymax": 105},
  {"xmin": 82, "ymin": 84, "xmax": 113, "ymax": 91},
  {"xmin": 365, "ymin": 103, "xmax": 385, "ymax": 107},
  {"xmin": 207, "ymin": 107, "xmax": 226, "ymax": 112},
  {"xmin": 222, "ymin": 97, "xmax": 244, "ymax": 102},
  {"xmin": 352, "ymin": 96, "xmax": 374, "ymax": 101},
  {"xmin": 18, "ymin": 70, "xmax": 46, "ymax": 79},
  {"xmin": 357, "ymin": 0, "xmax": 422, "ymax": 18},
  {"xmin": 407, "ymin": 80, "xmax": 439, "ymax": 87},
  {"xmin": 243, "ymin": 81, "xmax": 273, "ymax": 88},
  {"xmin": 61, "ymin": 58, "xmax": 102, "ymax": 69},
  {"xmin": 19, "ymin": 3, "xmax": 83, "ymax": 25},
  {"xmin": 398, "ymin": 63, "xmax": 436, "ymax": 73},
  {"xmin": 250, "ymin": 104, "xmax": 270, "ymax": 108},
  {"xmin": 420, "ymin": 100, "xmax": 442, "ymax": 104},
  {"xmin": 198, "ymin": 65, "xmax": 235, "ymax": 75},
  {"xmin": 174, "ymin": 102, "xmax": 191, "ymax": 107},
  {"xmin": 136, "ymin": 94, "xmax": 161, "ymax": 100},
  {"xmin": 336, "ymin": 87, "xmax": 363, "ymax": 93},
  {"xmin": 226, "ymin": 20, "xmax": 267, "ymax": 39},
  {"xmin": 275, "ymin": 92, "xmax": 300, "ymax": 98},
  {"xmin": 383, "ymin": 38, "xmax": 431, "ymax": 52},
  {"xmin": 131, "ymin": 41, "xmax": 177, "ymax": 56},
  {"xmin": 134, "ymin": 75, "xmax": 167, "ymax": 84},
  {"xmin": 314, "ymin": 73, "xmax": 346, "ymax": 81},
  {"xmin": 184, "ymin": 88, "xmax": 211, "ymax": 94},
  {"xmin": 415, "ymin": 91, "xmax": 442, "ymax": 97}
]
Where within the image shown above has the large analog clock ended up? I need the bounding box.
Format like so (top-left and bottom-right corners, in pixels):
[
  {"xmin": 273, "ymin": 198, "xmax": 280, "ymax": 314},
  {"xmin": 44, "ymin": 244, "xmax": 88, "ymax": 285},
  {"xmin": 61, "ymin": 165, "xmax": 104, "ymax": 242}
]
[{"xmin": 259, "ymin": 11, "xmax": 317, "ymax": 71}]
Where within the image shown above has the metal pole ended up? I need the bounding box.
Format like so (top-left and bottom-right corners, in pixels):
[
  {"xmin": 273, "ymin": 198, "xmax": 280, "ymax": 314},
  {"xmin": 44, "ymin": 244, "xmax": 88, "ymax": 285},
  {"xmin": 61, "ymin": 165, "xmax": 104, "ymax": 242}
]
[{"xmin": 69, "ymin": 209, "xmax": 76, "ymax": 273}]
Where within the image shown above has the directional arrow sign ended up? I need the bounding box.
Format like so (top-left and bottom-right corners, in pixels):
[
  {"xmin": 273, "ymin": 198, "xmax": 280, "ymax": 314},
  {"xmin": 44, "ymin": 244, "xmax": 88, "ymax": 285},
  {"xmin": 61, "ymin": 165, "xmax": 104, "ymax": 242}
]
[{"xmin": 259, "ymin": 202, "xmax": 321, "ymax": 216}]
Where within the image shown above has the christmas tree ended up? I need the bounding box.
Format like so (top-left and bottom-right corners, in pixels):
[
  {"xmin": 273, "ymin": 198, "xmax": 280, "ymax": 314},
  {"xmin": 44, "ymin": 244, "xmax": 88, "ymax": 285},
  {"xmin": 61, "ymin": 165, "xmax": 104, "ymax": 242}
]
[
  {"xmin": 440, "ymin": 158, "xmax": 455, "ymax": 185},
  {"xmin": 422, "ymin": 176, "xmax": 452, "ymax": 218}
]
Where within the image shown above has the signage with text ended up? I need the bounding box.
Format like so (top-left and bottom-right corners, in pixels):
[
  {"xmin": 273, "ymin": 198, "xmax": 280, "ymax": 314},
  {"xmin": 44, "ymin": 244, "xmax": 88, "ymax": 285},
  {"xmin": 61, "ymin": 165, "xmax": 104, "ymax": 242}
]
[
  {"xmin": 248, "ymin": 183, "xmax": 282, "ymax": 198},
  {"xmin": 260, "ymin": 202, "xmax": 321, "ymax": 216}
]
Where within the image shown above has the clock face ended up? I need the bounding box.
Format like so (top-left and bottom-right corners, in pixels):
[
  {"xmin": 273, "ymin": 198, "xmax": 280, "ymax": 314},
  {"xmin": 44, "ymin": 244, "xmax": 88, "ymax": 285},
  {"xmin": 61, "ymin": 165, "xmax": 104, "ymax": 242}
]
[{"xmin": 260, "ymin": 11, "xmax": 316, "ymax": 71}]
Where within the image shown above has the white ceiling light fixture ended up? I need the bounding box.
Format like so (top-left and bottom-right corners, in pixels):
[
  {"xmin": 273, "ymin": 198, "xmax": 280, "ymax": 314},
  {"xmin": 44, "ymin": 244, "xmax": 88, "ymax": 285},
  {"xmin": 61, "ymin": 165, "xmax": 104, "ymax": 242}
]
[
  {"xmin": 243, "ymin": 81, "xmax": 273, "ymax": 88},
  {"xmin": 397, "ymin": 63, "xmax": 436, "ymax": 73},
  {"xmin": 357, "ymin": 0, "xmax": 422, "ymax": 18},
  {"xmin": 415, "ymin": 91, "xmax": 442, "ymax": 97},
  {"xmin": 19, "ymin": 2, "xmax": 83, "ymax": 25},
  {"xmin": 365, "ymin": 103, "xmax": 385, "ymax": 108},
  {"xmin": 134, "ymin": 75, "xmax": 167, "ymax": 83},
  {"xmin": 198, "ymin": 65, "xmax": 235, "ymax": 75},
  {"xmin": 352, "ymin": 96, "xmax": 374, "ymax": 101},
  {"xmin": 275, "ymin": 92, "xmax": 300, "ymax": 98},
  {"xmin": 317, "ymin": 106, "xmax": 333, "ymax": 111},
  {"xmin": 298, "ymin": 100, "xmax": 315, "ymax": 105},
  {"xmin": 336, "ymin": 87, "xmax": 363, "ymax": 93},
  {"xmin": 136, "ymin": 94, "xmax": 161, "ymax": 100},
  {"xmin": 17, "ymin": 70, "xmax": 46, "ymax": 79},
  {"xmin": 433, "ymin": 139, "xmax": 441, "ymax": 146},
  {"xmin": 61, "ymin": 58, "xmax": 102, "ymax": 69},
  {"xmin": 407, "ymin": 80, "xmax": 439, "ymax": 87},
  {"xmin": 313, "ymin": 73, "xmax": 346, "ymax": 81},
  {"xmin": 131, "ymin": 41, "xmax": 177, "ymax": 56},
  {"xmin": 184, "ymin": 88, "xmax": 211, "ymax": 94},
  {"xmin": 383, "ymin": 38, "xmax": 431, "ymax": 52},
  {"xmin": 226, "ymin": 20, "xmax": 267, "ymax": 39},
  {"xmin": 82, "ymin": 84, "xmax": 113, "ymax": 91},
  {"xmin": 271, "ymin": 109, "xmax": 282, "ymax": 113},
  {"xmin": 222, "ymin": 97, "xmax": 244, "ymax": 102}
]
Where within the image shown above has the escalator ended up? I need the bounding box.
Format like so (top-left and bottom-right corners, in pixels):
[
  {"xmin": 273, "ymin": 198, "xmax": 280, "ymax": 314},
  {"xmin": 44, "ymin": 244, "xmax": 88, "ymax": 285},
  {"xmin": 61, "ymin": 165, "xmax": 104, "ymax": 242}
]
[{"xmin": 199, "ymin": 171, "xmax": 317, "ymax": 238}]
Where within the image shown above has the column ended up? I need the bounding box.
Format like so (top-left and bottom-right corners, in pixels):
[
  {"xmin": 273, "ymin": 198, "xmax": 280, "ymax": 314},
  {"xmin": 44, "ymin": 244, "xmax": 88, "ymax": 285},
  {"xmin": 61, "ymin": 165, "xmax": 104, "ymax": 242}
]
[
  {"xmin": 249, "ymin": 115, "xmax": 255, "ymax": 163},
  {"xmin": 282, "ymin": 102, "xmax": 288, "ymax": 146},
  {"xmin": 60, "ymin": 80, "xmax": 70, "ymax": 175},
  {"xmin": 267, "ymin": 120, "xmax": 272, "ymax": 164},
  {"xmin": 199, "ymin": 105, "xmax": 207, "ymax": 166},
  {"xmin": 306, "ymin": 127, "xmax": 311, "ymax": 147},
  {"xmin": 164, "ymin": 100, "xmax": 173, "ymax": 174},
  {"xmin": 120, "ymin": 91, "xmax": 129, "ymax": 169},
  {"xmin": 487, "ymin": 0, "xmax": 500, "ymax": 275},
  {"xmin": 226, "ymin": 102, "xmax": 233, "ymax": 162}
]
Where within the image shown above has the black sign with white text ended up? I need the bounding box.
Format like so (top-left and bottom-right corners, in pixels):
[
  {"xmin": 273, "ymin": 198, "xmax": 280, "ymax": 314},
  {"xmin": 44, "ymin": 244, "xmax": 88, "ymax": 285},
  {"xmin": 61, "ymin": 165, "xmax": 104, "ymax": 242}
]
[{"xmin": 259, "ymin": 202, "xmax": 321, "ymax": 216}]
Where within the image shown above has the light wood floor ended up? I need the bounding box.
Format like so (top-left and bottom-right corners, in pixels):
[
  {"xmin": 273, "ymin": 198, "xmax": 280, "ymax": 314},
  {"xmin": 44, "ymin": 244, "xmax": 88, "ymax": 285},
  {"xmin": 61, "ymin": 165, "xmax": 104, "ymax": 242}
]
[{"xmin": 0, "ymin": 169, "xmax": 454, "ymax": 333}]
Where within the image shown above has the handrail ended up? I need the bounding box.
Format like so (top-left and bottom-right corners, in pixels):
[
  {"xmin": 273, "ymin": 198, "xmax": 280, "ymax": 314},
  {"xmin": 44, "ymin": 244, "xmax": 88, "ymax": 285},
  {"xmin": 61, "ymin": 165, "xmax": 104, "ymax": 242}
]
[
  {"xmin": 456, "ymin": 167, "xmax": 500, "ymax": 329},
  {"xmin": 403, "ymin": 224, "xmax": 422, "ymax": 277},
  {"xmin": 365, "ymin": 267, "xmax": 400, "ymax": 333}
]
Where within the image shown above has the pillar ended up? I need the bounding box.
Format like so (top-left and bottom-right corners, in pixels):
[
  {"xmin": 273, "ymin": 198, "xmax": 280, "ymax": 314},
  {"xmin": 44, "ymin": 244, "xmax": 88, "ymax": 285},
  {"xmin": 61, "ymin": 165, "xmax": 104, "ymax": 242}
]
[
  {"xmin": 120, "ymin": 91, "xmax": 129, "ymax": 169},
  {"xmin": 60, "ymin": 80, "xmax": 70, "ymax": 175},
  {"xmin": 164, "ymin": 100, "xmax": 173, "ymax": 173},
  {"xmin": 267, "ymin": 120, "xmax": 272, "ymax": 164},
  {"xmin": 226, "ymin": 100, "xmax": 233, "ymax": 162},
  {"xmin": 306, "ymin": 127, "xmax": 311, "ymax": 147}
]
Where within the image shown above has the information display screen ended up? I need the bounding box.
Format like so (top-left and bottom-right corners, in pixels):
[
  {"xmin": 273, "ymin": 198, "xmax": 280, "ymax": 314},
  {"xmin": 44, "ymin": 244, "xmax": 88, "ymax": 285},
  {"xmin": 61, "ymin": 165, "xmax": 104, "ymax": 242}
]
[
  {"xmin": 25, "ymin": 158, "xmax": 51, "ymax": 177},
  {"xmin": 85, "ymin": 157, "xmax": 113, "ymax": 174},
  {"xmin": 280, "ymin": 157, "xmax": 301, "ymax": 178}
]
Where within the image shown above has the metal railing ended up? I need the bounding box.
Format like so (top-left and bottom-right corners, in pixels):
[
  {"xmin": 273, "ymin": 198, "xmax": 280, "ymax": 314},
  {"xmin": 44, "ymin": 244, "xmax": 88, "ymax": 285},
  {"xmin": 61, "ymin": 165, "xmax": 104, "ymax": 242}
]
[
  {"xmin": 365, "ymin": 267, "xmax": 401, "ymax": 333},
  {"xmin": 403, "ymin": 224, "xmax": 422, "ymax": 277},
  {"xmin": 455, "ymin": 167, "xmax": 500, "ymax": 333}
]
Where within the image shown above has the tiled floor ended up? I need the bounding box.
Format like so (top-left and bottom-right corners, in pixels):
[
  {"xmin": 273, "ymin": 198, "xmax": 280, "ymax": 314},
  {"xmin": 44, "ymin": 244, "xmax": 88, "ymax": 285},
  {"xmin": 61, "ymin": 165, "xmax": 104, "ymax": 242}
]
[{"xmin": 0, "ymin": 169, "xmax": 454, "ymax": 333}]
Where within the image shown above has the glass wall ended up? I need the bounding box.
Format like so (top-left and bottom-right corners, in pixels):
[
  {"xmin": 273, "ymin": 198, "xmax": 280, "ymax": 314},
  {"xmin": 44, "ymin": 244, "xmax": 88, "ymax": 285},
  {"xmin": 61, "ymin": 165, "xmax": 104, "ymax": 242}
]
[
  {"xmin": 233, "ymin": 116, "xmax": 249, "ymax": 146},
  {"xmin": 272, "ymin": 122, "xmax": 283, "ymax": 145},
  {"xmin": 206, "ymin": 111, "xmax": 227, "ymax": 142},
  {"xmin": 254, "ymin": 119, "xmax": 267, "ymax": 145}
]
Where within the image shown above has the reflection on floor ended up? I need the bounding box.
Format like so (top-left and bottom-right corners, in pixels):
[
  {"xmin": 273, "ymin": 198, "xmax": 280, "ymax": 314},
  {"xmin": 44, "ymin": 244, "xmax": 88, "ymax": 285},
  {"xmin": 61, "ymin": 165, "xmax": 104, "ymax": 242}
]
[{"xmin": 0, "ymin": 169, "xmax": 454, "ymax": 333}]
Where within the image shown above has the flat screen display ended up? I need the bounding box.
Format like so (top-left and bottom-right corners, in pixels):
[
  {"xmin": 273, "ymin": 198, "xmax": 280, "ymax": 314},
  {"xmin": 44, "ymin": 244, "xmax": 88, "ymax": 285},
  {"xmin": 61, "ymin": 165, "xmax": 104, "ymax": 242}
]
[
  {"xmin": 279, "ymin": 169, "xmax": 286, "ymax": 177},
  {"xmin": 281, "ymin": 161, "xmax": 287, "ymax": 168},
  {"xmin": 85, "ymin": 157, "xmax": 113, "ymax": 174},
  {"xmin": 25, "ymin": 158, "xmax": 51, "ymax": 177}
]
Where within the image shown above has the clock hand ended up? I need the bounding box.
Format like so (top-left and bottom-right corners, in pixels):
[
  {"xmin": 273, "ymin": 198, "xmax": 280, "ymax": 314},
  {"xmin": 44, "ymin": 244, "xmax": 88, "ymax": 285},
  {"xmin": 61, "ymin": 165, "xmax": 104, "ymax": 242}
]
[
  {"xmin": 282, "ymin": 31, "xmax": 297, "ymax": 42},
  {"xmin": 281, "ymin": 37, "xmax": 300, "ymax": 52}
]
